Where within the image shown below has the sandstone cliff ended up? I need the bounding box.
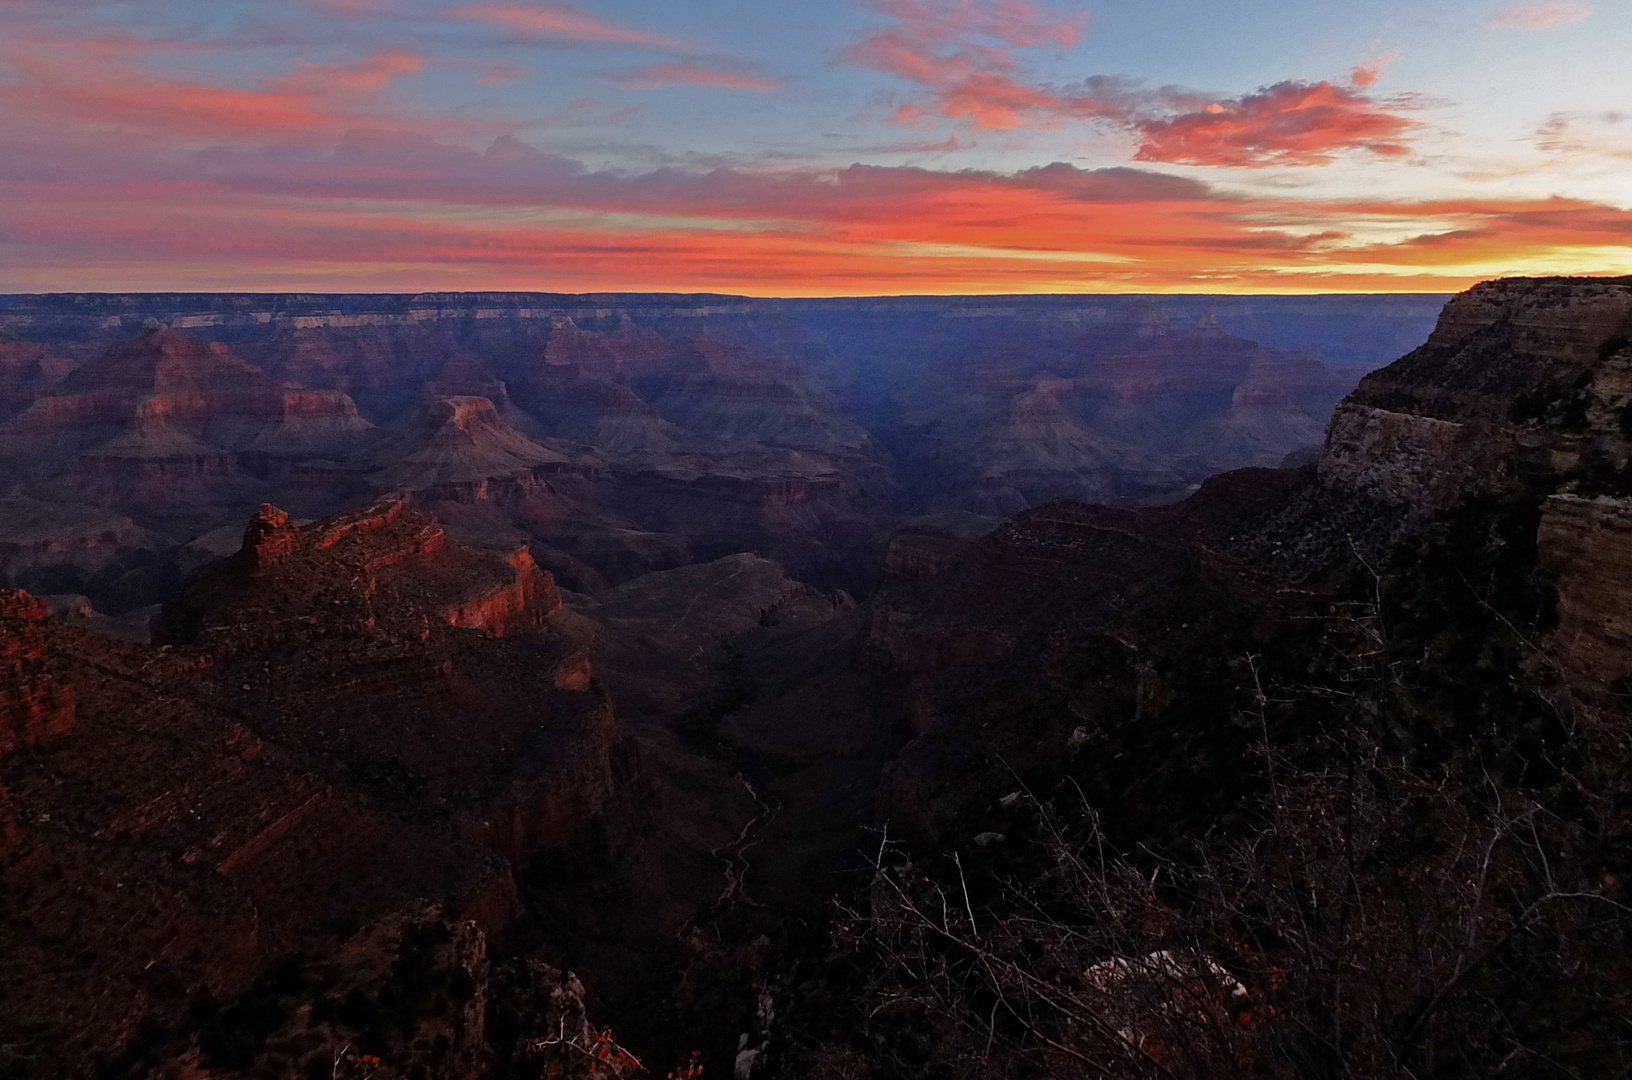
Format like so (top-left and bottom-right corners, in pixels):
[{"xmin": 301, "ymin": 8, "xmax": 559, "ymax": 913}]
[
  {"xmin": 1311, "ymin": 277, "xmax": 1632, "ymax": 687},
  {"xmin": 1321, "ymin": 277, "xmax": 1632, "ymax": 511}
]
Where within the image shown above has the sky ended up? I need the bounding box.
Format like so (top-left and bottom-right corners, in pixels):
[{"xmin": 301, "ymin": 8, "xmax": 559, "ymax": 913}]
[{"xmin": 0, "ymin": 0, "xmax": 1629, "ymax": 294}]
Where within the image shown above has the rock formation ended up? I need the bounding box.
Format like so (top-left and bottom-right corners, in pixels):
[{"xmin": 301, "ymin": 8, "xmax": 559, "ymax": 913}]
[
  {"xmin": 0, "ymin": 294, "xmax": 1436, "ymax": 611},
  {"xmin": 11, "ymin": 278, "xmax": 1632, "ymax": 1077},
  {"xmin": 0, "ymin": 495, "xmax": 650, "ymax": 1076},
  {"xmin": 0, "ymin": 326, "xmax": 377, "ymax": 606},
  {"xmin": 0, "ymin": 589, "xmax": 75, "ymax": 755},
  {"xmin": 1539, "ymin": 493, "xmax": 1632, "ymax": 684},
  {"xmin": 364, "ymin": 396, "xmax": 582, "ymax": 500},
  {"xmin": 0, "ymin": 330, "xmax": 73, "ymax": 419},
  {"xmin": 1321, "ymin": 277, "xmax": 1632, "ymax": 512}
]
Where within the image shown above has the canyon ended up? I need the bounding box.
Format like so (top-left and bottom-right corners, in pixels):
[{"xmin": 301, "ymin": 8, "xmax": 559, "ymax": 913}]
[
  {"xmin": 0, "ymin": 292, "xmax": 1441, "ymax": 613},
  {"xmin": 12, "ymin": 281, "xmax": 1632, "ymax": 1077}
]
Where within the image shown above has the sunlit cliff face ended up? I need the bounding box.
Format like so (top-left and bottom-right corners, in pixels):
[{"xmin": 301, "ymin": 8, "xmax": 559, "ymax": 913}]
[{"xmin": 0, "ymin": 0, "xmax": 1628, "ymax": 294}]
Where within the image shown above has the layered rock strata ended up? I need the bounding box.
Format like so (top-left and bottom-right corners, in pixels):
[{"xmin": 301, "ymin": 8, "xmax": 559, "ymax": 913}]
[
  {"xmin": 1321, "ymin": 277, "xmax": 1632, "ymax": 512},
  {"xmin": 0, "ymin": 496, "xmax": 644, "ymax": 1075},
  {"xmin": 1539, "ymin": 494, "xmax": 1632, "ymax": 685},
  {"xmin": 0, "ymin": 293, "xmax": 1409, "ymax": 608}
]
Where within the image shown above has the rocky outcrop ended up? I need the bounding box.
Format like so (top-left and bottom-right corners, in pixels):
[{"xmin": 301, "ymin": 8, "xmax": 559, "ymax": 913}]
[
  {"xmin": 1321, "ymin": 277, "xmax": 1632, "ymax": 512},
  {"xmin": 439, "ymin": 546, "xmax": 563, "ymax": 636},
  {"xmin": 1308, "ymin": 279, "xmax": 1632, "ymax": 687},
  {"xmin": 241, "ymin": 502, "xmax": 300, "ymax": 567},
  {"xmin": 883, "ymin": 531, "xmax": 971, "ymax": 580},
  {"xmin": 1413, "ymin": 277, "xmax": 1632, "ymax": 373},
  {"xmin": 1539, "ymin": 494, "xmax": 1632, "ymax": 685},
  {"xmin": 1305, "ymin": 280, "xmax": 1632, "ymax": 692},
  {"xmin": 0, "ymin": 494, "xmax": 653, "ymax": 1076},
  {"xmin": 158, "ymin": 500, "xmax": 620, "ymax": 876},
  {"xmin": 1319, "ymin": 404, "xmax": 1516, "ymax": 510},
  {"xmin": 366, "ymin": 396, "xmax": 582, "ymax": 500},
  {"xmin": 0, "ymin": 590, "xmax": 75, "ymax": 757},
  {"xmin": 0, "ymin": 333, "xmax": 73, "ymax": 418},
  {"xmin": 0, "ymin": 326, "xmax": 369, "ymax": 455},
  {"xmin": 143, "ymin": 903, "xmax": 635, "ymax": 1080}
]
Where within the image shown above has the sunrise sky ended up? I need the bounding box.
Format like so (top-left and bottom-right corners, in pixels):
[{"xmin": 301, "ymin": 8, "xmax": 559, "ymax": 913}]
[{"xmin": 0, "ymin": 0, "xmax": 1628, "ymax": 294}]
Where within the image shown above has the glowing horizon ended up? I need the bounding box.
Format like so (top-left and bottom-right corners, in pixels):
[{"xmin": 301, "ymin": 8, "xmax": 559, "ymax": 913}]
[{"xmin": 1, "ymin": 0, "xmax": 1629, "ymax": 295}]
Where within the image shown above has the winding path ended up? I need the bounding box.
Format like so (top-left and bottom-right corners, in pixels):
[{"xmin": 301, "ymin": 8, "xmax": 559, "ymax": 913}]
[{"xmin": 712, "ymin": 773, "xmax": 778, "ymax": 910}]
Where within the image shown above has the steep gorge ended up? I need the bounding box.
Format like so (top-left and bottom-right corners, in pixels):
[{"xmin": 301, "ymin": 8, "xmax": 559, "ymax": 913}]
[
  {"xmin": 0, "ymin": 292, "xmax": 1439, "ymax": 614},
  {"xmin": 15, "ymin": 283, "xmax": 1600, "ymax": 1078}
]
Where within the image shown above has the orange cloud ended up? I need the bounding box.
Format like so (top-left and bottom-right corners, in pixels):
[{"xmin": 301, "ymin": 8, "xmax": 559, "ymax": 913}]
[
  {"xmin": 0, "ymin": 15, "xmax": 1612, "ymax": 296},
  {"xmin": 1488, "ymin": 1, "xmax": 1591, "ymax": 29},
  {"xmin": 1350, "ymin": 48, "xmax": 1401, "ymax": 88},
  {"xmin": 841, "ymin": 0, "xmax": 1087, "ymax": 128},
  {"xmin": 449, "ymin": 3, "xmax": 683, "ymax": 49},
  {"xmin": 612, "ymin": 62, "xmax": 782, "ymax": 92},
  {"xmin": 2, "ymin": 135, "xmax": 1628, "ymax": 295},
  {"xmin": 1132, "ymin": 80, "xmax": 1417, "ymax": 168},
  {"xmin": 842, "ymin": 0, "xmax": 1417, "ymax": 163}
]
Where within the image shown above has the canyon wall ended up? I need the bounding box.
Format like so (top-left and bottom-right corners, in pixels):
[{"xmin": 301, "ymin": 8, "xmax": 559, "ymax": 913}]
[
  {"xmin": 9, "ymin": 278, "xmax": 1632, "ymax": 1078},
  {"xmin": 1321, "ymin": 277, "xmax": 1632, "ymax": 512},
  {"xmin": 0, "ymin": 292, "xmax": 1444, "ymax": 613}
]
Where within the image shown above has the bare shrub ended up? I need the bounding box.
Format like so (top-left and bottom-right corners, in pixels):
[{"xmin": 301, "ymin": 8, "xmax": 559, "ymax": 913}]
[{"xmin": 836, "ymin": 579, "xmax": 1632, "ymax": 1078}]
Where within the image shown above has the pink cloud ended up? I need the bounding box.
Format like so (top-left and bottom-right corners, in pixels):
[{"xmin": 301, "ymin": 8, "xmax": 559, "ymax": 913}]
[
  {"xmin": 449, "ymin": 3, "xmax": 683, "ymax": 49},
  {"xmin": 3, "ymin": 142, "xmax": 1630, "ymax": 294},
  {"xmin": 1487, "ymin": 1, "xmax": 1591, "ymax": 29},
  {"xmin": 1350, "ymin": 48, "xmax": 1401, "ymax": 88},
  {"xmin": 265, "ymin": 50, "xmax": 423, "ymax": 97},
  {"xmin": 871, "ymin": 135, "xmax": 964, "ymax": 152},
  {"xmin": 0, "ymin": 0, "xmax": 1606, "ymax": 293},
  {"xmin": 0, "ymin": 43, "xmax": 432, "ymax": 141},
  {"xmin": 841, "ymin": 0, "xmax": 1417, "ymax": 163},
  {"xmin": 612, "ymin": 62, "xmax": 781, "ymax": 92},
  {"xmin": 1133, "ymin": 80, "xmax": 1417, "ymax": 168},
  {"xmin": 863, "ymin": 0, "xmax": 1086, "ymax": 51},
  {"xmin": 840, "ymin": 0, "xmax": 1087, "ymax": 129}
]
